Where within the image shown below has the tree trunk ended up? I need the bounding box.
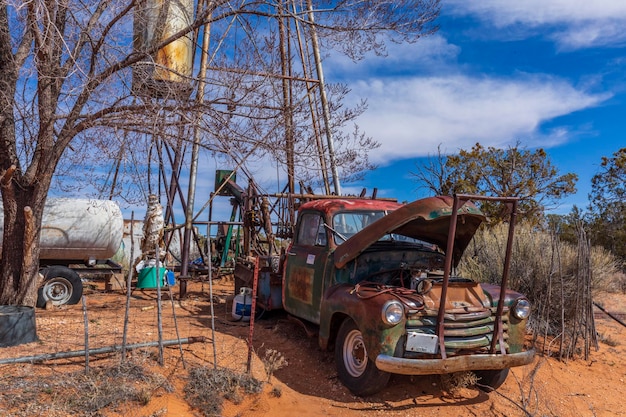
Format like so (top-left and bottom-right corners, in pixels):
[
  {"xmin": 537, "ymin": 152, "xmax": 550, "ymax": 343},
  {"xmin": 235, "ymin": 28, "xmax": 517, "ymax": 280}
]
[
  {"xmin": 0, "ymin": 5, "xmax": 52, "ymax": 307},
  {"xmin": 0, "ymin": 175, "xmax": 47, "ymax": 307}
]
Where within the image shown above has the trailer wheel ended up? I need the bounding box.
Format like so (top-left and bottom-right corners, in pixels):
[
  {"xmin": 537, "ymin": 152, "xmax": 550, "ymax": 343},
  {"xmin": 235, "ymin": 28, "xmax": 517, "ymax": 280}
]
[
  {"xmin": 36, "ymin": 266, "xmax": 83, "ymax": 308},
  {"xmin": 475, "ymin": 368, "xmax": 509, "ymax": 392},
  {"xmin": 335, "ymin": 318, "xmax": 390, "ymax": 396}
]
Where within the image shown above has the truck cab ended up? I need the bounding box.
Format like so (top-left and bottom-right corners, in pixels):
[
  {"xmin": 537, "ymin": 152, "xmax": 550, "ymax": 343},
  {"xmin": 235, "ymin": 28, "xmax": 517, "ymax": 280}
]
[
  {"xmin": 280, "ymin": 195, "xmax": 534, "ymax": 396},
  {"xmin": 282, "ymin": 199, "xmax": 399, "ymax": 324}
]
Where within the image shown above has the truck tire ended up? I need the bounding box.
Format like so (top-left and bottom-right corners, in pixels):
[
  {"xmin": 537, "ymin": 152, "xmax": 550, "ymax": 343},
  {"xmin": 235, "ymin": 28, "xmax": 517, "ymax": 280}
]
[
  {"xmin": 36, "ymin": 266, "xmax": 83, "ymax": 308},
  {"xmin": 475, "ymin": 368, "xmax": 509, "ymax": 392},
  {"xmin": 335, "ymin": 318, "xmax": 390, "ymax": 396}
]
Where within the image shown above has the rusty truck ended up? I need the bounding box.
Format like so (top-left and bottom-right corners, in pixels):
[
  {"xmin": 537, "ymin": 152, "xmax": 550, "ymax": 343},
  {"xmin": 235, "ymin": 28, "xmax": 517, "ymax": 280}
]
[{"xmin": 232, "ymin": 189, "xmax": 534, "ymax": 396}]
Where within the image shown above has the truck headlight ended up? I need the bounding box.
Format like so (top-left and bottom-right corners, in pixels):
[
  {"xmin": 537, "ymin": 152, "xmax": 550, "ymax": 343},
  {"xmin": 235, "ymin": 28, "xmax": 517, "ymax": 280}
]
[
  {"xmin": 512, "ymin": 298, "xmax": 531, "ymax": 320},
  {"xmin": 382, "ymin": 300, "xmax": 404, "ymax": 325}
]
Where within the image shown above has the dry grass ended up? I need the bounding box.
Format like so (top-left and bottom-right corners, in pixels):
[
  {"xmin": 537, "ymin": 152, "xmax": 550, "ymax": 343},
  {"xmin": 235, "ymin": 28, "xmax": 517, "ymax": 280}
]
[
  {"xmin": 459, "ymin": 222, "xmax": 622, "ymax": 359},
  {"xmin": 184, "ymin": 366, "xmax": 263, "ymax": 417},
  {"xmin": 612, "ymin": 272, "xmax": 626, "ymax": 293},
  {"xmin": 597, "ymin": 332, "xmax": 620, "ymax": 347},
  {"xmin": 0, "ymin": 353, "xmax": 172, "ymax": 417},
  {"xmin": 461, "ymin": 222, "xmax": 621, "ymax": 294},
  {"xmin": 261, "ymin": 348, "xmax": 288, "ymax": 382},
  {"xmin": 440, "ymin": 371, "xmax": 478, "ymax": 396},
  {"xmin": 0, "ymin": 358, "xmax": 264, "ymax": 417}
]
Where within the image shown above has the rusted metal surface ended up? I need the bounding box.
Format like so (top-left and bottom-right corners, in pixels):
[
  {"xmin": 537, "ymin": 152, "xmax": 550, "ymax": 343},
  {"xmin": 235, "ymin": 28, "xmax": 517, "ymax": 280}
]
[
  {"xmin": 437, "ymin": 194, "xmax": 519, "ymax": 359},
  {"xmin": 133, "ymin": 0, "xmax": 194, "ymax": 96},
  {"xmin": 420, "ymin": 282, "xmax": 489, "ymax": 311},
  {"xmin": 480, "ymin": 283, "xmax": 529, "ymax": 350},
  {"xmin": 320, "ymin": 195, "xmax": 530, "ymax": 377},
  {"xmin": 246, "ymin": 257, "xmax": 260, "ymax": 373},
  {"xmin": 257, "ymin": 270, "xmax": 284, "ymax": 311},
  {"xmin": 480, "ymin": 284, "xmax": 526, "ymax": 307},
  {"xmin": 318, "ymin": 283, "xmax": 406, "ymax": 358},
  {"xmin": 318, "ymin": 277, "xmax": 529, "ymax": 365},
  {"xmin": 299, "ymin": 198, "xmax": 401, "ymax": 221},
  {"xmin": 286, "ymin": 266, "xmax": 314, "ymax": 304},
  {"xmin": 244, "ymin": 193, "xmax": 532, "ymax": 389},
  {"xmin": 333, "ymin": 196, "xmax": 484, "ymax": 269},
  {"xmin": 282, "ymin": 239, "xmax": 328, "ymax": 324},
  {"xmin": 375, "ymin": 349, "xmax": 535, "ymax": 375}
]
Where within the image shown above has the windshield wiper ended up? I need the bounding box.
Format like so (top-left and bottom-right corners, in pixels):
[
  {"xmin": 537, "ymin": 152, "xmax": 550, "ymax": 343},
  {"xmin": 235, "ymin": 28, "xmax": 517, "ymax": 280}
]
[{"xmin": 324, "ymin": 223, "xmax": 348, "ymax": 242}]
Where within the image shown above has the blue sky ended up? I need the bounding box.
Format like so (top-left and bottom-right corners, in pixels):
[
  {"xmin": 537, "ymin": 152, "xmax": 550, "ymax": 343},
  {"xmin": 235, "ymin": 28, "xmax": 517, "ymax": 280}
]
[
  {"xmin": 320, "ymin": 0, "xmax": 625, "ymax": 214},
  {"xmin": 119, "ymin": 1, "xmax": 625, "ymax": 223}
]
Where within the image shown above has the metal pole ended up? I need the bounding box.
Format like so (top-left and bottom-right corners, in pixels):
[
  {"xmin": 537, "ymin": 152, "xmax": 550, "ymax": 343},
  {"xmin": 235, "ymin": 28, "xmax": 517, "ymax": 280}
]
[
  {"xmin": 165, "ymin": 279, "xmax": 187, "ymax": 369},
  {"xmin": 181, "ymin": 10, "xmax": 212, "ymax": 284},
  {"xmin": 156, "ymin": 244, "xmax": 164, "ymax": 365},
  {"xmin": 122, "ymin": 211, "xmax": 135, "ymax": 362},
  {"xmin": 452, "ymin": 194, "xmax": 520, "ymax": 354},
  {"xmin": 206, "ymin": 225, "xmax": 218, "ymax": 369},
  {"xmin": 246, "ymin": 257, "xmax": 260, "ymax": 373},
  {"xmin": 290, "ymin": 0, "xmax": 330, "ymax": 194},
  {"xmin": 491, "ymin": 199, "xmax": 517, "ymax": 354},
  {"xmin": 0, "ymin": 337, "xmax": 206, "ymax": 365},
  {"xmin": 82, "ymin": 296, "xmax": 89, "ymax": 373},
  {"xmin": 306, "ymin": 0, "xmax": 341, "ymax": 195},
  {"xmin": 278, "ymin": 1, "xmax": 295, "ymax": 194},
  {"xmin": 436, "ymin": 194, "xmax": 465, "ymax": 359}
]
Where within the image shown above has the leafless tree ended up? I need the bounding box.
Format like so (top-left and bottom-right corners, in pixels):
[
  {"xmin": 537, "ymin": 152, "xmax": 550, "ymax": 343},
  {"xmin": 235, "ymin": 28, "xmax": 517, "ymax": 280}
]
[
  {"xmin": 0, "ymin": 0, "xmax": 439, "ymax": 306},
  {"xmin": 410, "ymin": 144, "xmax": 454, "ymax": 196}
]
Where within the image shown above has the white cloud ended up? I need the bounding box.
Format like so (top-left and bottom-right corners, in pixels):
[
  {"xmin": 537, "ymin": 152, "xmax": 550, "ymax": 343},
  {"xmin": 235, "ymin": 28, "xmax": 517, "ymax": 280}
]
[
  {"xmin": 347, "ymin": 74, "xmax": 610, "ymax": 164},
  {"xmin": 445, "ymin": 0, "xmax": 626, "ymax": 49},
  {"xmin": 325, "ymin": 35, "xmax": 462, "ymax": 77},
  {"xmin": 552, "ymin": 22, "xmax": 626, "ymax": 50}
]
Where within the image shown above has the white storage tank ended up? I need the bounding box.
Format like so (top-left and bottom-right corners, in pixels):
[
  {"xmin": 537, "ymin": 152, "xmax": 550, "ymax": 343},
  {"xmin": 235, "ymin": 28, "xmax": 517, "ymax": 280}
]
[{"xmin": 0, "ymin": 198, "xmax": 124, "ymax": 263}]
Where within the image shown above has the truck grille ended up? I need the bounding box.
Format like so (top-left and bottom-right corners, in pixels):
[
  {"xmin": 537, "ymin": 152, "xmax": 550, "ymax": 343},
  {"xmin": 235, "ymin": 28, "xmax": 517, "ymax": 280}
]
[{"xmin": 403, "ymin": 307, "xmax": 509, "ymax": 357}]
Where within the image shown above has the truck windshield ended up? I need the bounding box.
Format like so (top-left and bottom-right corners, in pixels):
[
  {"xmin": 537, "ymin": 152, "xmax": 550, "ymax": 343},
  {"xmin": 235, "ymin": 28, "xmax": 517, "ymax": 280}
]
[
  {"xmin": 332, "ymin": 210, "xmax": 432, "ymax": 246},
  {"xmin": 332, "ymin": 211, "xmax": 385, "ymax": 244}
]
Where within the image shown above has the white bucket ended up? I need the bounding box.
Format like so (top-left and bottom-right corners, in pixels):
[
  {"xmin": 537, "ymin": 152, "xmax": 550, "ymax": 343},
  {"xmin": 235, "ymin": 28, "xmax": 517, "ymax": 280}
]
[{"xmin": 231, "ymin": 287, "xmax": 252, "ymax": 321}]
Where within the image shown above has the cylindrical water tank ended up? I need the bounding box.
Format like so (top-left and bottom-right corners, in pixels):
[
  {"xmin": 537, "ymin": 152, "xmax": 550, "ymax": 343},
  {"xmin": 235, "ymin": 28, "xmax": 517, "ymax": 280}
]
[
  {"xmin": 133, "ymin": 0, "xmax": 194, "ymax": 97},
  {"xmin": 0, "ymin": 198, "xmax": 124, "ymax": 263}
]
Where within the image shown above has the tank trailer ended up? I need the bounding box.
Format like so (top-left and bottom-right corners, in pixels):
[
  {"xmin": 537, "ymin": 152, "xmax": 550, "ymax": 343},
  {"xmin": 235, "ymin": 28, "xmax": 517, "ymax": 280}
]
[{"xmin": 0, "ymin": 198, "xmax": 124, "ymax": 307}]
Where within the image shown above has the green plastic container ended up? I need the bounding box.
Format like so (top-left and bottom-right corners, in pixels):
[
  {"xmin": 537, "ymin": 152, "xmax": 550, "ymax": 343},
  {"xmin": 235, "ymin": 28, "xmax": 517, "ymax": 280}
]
[{"xmin": 137, "ymin": 267, "xmax": 168, "ymax": 289}]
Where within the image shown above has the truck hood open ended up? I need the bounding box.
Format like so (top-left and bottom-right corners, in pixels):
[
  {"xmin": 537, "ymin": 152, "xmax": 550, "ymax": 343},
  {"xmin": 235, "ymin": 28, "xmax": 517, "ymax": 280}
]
[{"xmin": 334, "ymin": 196, "xmax": 485, "ymax": 269}]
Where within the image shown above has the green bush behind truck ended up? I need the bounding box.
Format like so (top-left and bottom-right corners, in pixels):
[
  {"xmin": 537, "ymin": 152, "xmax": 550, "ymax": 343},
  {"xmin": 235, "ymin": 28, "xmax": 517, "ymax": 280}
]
[{"xmin": 235, "ymin": 194, "xmax": 534, "ymax": 396}]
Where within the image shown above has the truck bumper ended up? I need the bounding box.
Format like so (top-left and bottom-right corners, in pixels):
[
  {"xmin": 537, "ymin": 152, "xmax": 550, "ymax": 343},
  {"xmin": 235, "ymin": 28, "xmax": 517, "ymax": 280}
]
[{"xmin": 375, "ymin": 349, "xmax": 535, "ymax": 375}]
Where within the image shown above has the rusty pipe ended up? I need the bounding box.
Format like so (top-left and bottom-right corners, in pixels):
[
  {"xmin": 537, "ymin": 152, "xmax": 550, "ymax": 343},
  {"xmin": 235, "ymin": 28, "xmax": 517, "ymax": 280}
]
[{"xmin": 0, "ymin": 337, "xmax": 206, "ymax": 365}]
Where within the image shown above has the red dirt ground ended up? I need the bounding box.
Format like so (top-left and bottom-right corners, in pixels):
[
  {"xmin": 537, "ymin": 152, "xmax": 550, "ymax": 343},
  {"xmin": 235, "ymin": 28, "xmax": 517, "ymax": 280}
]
[{"xmin": 0, "ymin": 278, "xmax": 624, "ymax": 417}]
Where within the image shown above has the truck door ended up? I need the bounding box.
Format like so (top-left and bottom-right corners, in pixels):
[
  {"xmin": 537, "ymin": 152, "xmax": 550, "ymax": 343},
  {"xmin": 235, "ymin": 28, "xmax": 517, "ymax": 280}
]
[{"xmin": 283, "ymin": 211, "xmax": 329, "ymax": 324}]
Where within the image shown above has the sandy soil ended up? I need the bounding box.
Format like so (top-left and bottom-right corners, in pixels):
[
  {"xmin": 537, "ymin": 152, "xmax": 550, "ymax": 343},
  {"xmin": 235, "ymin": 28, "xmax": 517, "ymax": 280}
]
[{"xmin": 0, "ymin": 278, "xmax": 624, "ymax": 417}]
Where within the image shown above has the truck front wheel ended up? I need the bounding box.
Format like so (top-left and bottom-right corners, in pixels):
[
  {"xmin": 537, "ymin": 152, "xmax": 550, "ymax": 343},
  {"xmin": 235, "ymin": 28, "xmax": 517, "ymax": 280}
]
[
  {"xmin": 335, "ymin": 318, "xmax": 390, "ymax": 396},
  {"xmin": 37, "ymin": 266, "xmax": 83, "ymax": 308}
]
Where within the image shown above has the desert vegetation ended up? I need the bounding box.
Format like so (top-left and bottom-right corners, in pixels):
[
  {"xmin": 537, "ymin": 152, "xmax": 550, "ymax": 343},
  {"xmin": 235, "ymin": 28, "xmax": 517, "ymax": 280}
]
[
  {"xmin": 458, "ymin": 221, "xmax": 623, "ymax": 360},
  {"xmin": 0, "ymin": 353, "xmax": 173, "ymax": 417}
]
